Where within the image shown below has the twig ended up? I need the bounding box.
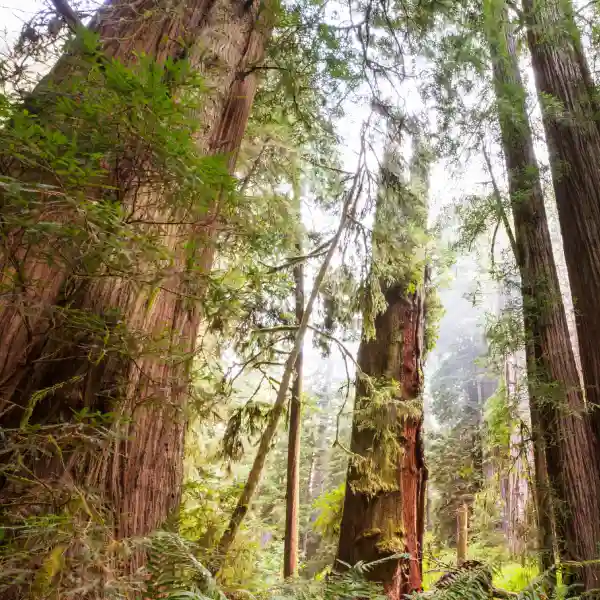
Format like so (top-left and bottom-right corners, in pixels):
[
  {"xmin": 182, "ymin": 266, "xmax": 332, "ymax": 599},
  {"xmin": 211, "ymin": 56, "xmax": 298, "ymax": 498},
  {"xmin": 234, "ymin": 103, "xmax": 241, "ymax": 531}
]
[
  {"xmin": 264, "ymin": 235, "xmax": 336, "ymax": 273},
  {"xmin": 50, "ymin": 0, "xmax": 83, "ymax": 32},
  {"xmin": 481, "ymin": 143, "xmax": 518, "ymax": 262}
]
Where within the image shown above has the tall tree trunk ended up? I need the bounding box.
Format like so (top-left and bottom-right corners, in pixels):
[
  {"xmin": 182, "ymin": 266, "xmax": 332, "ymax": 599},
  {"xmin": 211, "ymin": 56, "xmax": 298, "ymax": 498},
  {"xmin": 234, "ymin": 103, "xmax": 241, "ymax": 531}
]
[
  {"xmin": 0, "ymin": 0, "xmax": 271, "ymax": 570},
  {"xmin": 284, "ymin": 253, "xmax": 304, "ymax": 578},
  {"xmin": 336, "ymin": 138, "xmax": 428, "ymax": 600},
  {"xmin": 308, "ymin": 386, "xmax": 332, "ymax": 502},
  {"xmin": 336, "ymin": 280, "xmax": 427, "ymax": 599},
  {"xmin": 302, "ymin": 383, "xmax": 331, "ymax": 563},
  {"xmin": 528, "ymin": 410, "xmax": 555, "ymax": 577},
  {"xmin": 487, "ymin": 0, "xmax": 600, "ymax": 588},
  {"xmin": 503, "ymin": 354, "xmax": 531, "ymax": 557},
  {"xmin": 335, "ymin": 141, "xmax": 428, "ymax": 599}
]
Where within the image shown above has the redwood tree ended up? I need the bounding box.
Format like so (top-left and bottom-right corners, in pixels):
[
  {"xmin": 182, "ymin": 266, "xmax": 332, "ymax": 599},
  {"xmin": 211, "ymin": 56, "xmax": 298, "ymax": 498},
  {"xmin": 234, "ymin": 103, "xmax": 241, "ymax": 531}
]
[
  {"xmin": 0, "ymin": 0, "xmax": 271, "ymax": 570},
  {"xmin": 336, "ymin": 140, "xmax": 428, "ymax": 599},
  {"xmin": 519, "ymin": 0, "xmax": 600, "ymax": 585}
]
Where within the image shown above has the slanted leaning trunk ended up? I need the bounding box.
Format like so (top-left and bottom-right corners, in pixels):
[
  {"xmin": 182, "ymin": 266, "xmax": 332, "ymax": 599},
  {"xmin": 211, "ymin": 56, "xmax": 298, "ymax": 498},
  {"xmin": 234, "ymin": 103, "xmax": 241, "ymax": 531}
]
[
  {"xmin": 213, "ymin": 182, "xmax": 354, "ymax": 571},
  {"xmin": 0, "ymin": 0, "xmax": 271, "ymax": 567},
  {"xmin": 488, "ymin": 0, "xmax": 600, "ymax": 588}
]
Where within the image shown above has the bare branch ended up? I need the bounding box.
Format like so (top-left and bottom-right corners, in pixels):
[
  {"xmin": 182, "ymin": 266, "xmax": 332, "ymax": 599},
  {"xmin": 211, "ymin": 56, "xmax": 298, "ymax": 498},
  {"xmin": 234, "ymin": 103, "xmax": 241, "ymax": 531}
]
[
  {"xmin": 481, "ymin": 143, "xmax": 518, "ymax": 261},
  {"xmin": 50, "ymin": 0, "xmax": 83, "ymax": 32}
]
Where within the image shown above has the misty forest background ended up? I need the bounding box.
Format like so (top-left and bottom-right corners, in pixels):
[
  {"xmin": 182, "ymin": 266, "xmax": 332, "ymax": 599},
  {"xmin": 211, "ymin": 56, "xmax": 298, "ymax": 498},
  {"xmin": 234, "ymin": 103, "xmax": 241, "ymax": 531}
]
[{"xmin": 1, "ymin": 0, "xmax": 600, "ymax": 598}]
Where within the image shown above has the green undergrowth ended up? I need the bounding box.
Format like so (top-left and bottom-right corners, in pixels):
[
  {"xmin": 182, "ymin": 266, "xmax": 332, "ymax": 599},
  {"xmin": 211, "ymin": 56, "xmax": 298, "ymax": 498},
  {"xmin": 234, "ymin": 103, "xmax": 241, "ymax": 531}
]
[
  {"xmin": 494, "ymin": 561, "xmax": 538, "ymax": 592},
  {"xmin": 422, "ymin": 542, "xmax": 539, "ymax": 593}
]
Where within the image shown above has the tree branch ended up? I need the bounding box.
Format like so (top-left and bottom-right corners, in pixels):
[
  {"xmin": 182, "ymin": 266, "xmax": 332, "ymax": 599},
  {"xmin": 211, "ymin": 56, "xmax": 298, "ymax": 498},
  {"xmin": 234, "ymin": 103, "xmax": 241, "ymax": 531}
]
[
  {"xmin": 264, "ymin": 236, "xmax": 336, "ymax": 273},
  {"xmin": 50, "ymin": 0, "xmax": 83, "ymax": 32},
  {"xmin": 482, "ymin": 143, "xmax": 519, "ymax": 261}
]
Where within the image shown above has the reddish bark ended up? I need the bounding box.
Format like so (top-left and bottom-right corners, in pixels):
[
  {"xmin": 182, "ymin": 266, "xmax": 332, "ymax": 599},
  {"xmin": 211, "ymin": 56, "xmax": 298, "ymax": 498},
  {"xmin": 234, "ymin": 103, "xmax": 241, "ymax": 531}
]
[
  {"xmin": 484, "ymin": 1, "xmax": 600, "ymax": 588},
  {"xmin": 517, "ymin": 0, "xmax": 600, "ymax": 587},
  {"xmin": 0, "ymin": 0, "xmax": 270, "ymax": 565},
  {"xmin": 336, "ymin": 281, "xmax": 426, "ymax": 599}
]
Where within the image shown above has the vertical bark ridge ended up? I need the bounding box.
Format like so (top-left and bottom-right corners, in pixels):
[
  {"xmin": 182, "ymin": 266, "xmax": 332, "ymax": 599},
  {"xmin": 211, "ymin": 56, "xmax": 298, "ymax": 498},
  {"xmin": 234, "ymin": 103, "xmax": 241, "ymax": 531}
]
[
  {"xmin": 488, "ymin": 1, "xmax": 600, "ymax": 588},
  {"xmin": 522, "ymin": 0, "xmax": 600, "ymax": 445},
  {"xmin": 336, "ymin": 282, "xmax": 426, "ymax": 599},
  {"xmin": 0, "ymin": 0, "xmax": 271, "ymax": 556}
]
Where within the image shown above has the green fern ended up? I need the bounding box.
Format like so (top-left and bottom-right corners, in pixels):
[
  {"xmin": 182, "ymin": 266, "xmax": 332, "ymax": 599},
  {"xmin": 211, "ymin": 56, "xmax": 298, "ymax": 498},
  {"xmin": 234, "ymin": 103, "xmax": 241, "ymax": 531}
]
[
  {"xmin": 267, "ymin": 563, "xmax": 387, "ymax": 599},
  {"xmin": 145, "ymin": 532, "xmax": 227, "ymax": 600}
]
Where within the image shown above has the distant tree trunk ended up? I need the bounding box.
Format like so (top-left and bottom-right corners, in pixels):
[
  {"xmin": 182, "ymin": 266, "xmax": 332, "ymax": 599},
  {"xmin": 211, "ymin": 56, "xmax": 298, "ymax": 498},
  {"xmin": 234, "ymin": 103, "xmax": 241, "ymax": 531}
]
[
  {"xmin": 0, "ymin": 0, "xmax": 271, "ymax": 571},
  {"xmin": 528, "ymin": 413, "xmax": 555, "ymax": 576},
  {"xmin": 284, "ymin": 254, "xmax": 304, "ymax": 578},
  {"xmin": 308, "ymin": 387, "xmax": 332, "ymax": 501},
  {"xmin": 503, "ymin": 354, "xmax": 531, "ymax": 557},
  {"xmin": 457, "ymin": 503, "xmax": 468, "ymax": 565},
  {"xmin": 488, "ymin": 0, "xmax": 600, "ymax": 588},
  {"xmin": 302, "ymin": 385, "xmax": 331, "ymax": 563},
  {"xmin": 214, "ymin": 186, "xmax": 353, "ymax": 572},
  {"xmin": 336, "ymin": 280, "xmax": 427, "ymax": 599}
]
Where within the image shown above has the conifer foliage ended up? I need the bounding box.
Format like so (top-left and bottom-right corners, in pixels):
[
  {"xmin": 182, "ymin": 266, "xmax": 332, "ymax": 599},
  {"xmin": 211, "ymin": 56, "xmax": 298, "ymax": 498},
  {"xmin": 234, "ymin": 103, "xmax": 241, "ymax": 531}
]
[{"xmin": 3, "ymin": 0, "xmax": 600, "ymax": 598}]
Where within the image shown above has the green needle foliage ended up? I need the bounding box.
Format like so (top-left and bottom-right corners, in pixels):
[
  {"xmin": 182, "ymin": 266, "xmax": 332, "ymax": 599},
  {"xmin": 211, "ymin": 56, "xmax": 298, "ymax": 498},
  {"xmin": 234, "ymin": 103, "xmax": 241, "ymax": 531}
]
[{"xmin": 3, "ymin": 0, "xmax": 600, "ymax": 596}]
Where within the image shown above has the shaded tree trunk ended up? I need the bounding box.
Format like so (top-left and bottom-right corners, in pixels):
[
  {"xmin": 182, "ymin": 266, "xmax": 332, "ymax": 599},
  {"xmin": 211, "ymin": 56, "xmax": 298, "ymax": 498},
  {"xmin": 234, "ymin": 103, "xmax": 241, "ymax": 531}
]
[
  {"xmin": 0, "ymin": 0, "xmax": 270, "ymax": 569},
  {"xmin": 308, "ymin": 383, "xmax": 333, "ymax": 502},
  {"xmin": 335, "ymin": 139, "xmax": 429, "ymax": 598},
  {"xmin": 528, "ymin": 411, "xmax": 555, "ymax": 577},
  {"xmin": 487, "ymin": 1, "xmax": 600, "ymax": 588},
  {"xmin": 336, "ymin": 280, "xmax": 427, "ymax": 598},
  {"xmin": 302, "ymin": 383, "xmax": 331, "ymax": 563},
  {"xmin": 284, "ymin": 254, "xmax": 304, "ymax": 578}
]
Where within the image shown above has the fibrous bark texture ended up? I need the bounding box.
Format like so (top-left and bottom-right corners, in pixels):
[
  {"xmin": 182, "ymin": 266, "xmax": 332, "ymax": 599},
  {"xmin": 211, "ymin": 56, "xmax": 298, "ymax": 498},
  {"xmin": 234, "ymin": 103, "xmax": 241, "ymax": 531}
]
[
  {"xmin": 336, "ymin": 281, "xmax": 427, "ymax": 599},
  {"xmin": 0, "ymin": 0, "xmax": 269, "ymax": 565},
  {"xmin": 490, "ymin": 1, "xmax": 600, "ymax": 588}
]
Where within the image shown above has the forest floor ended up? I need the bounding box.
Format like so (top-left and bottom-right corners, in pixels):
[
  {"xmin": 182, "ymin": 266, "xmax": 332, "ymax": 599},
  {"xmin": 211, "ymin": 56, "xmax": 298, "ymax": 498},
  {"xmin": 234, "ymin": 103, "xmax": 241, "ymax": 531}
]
[{"xmin": 422, "ymin": 546, "xmax": 539, "ymax": 592}]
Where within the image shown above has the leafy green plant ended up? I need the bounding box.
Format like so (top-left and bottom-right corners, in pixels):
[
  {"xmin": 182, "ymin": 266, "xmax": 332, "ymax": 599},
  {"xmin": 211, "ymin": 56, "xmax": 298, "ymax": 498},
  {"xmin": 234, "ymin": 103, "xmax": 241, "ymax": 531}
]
[
  {"xmin": 145, "ymin": 532, "xmax": 228, "ymax": 600},
  {"xmin": 494, "ymin": 562, "xmax": 538, "ymax": 593},
  {"xmin": 312, "ymin": 483, "xmax": 345, "ymax": 541},
  {"xmin": 267, "ymin": 560, "xmax": 387, "ymax": 600}
]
